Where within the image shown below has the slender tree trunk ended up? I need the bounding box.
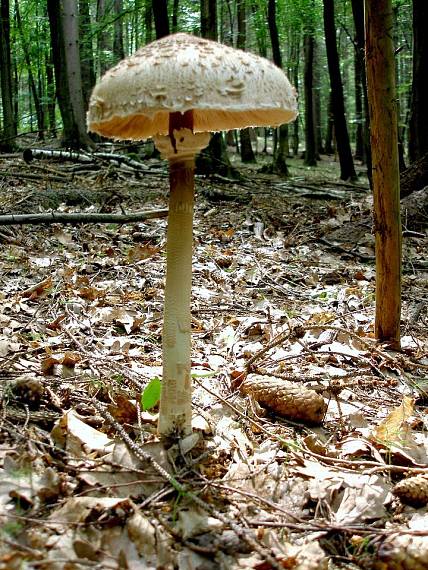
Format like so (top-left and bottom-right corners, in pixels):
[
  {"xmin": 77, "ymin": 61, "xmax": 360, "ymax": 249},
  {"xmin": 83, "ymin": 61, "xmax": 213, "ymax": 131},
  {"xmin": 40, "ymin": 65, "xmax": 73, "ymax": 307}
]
[
  {"xmin": 96, "ymin": 0, "xmax": 110, "ymax": 74},
  {"xmin": 144, "ymin": 0, "xmax": 153, "ymax": 44},
  {"xmin": 400, "ymin": 150, "xmax": 428, "ymax": 198},
  {"xmin": 237, "ymin": 0, "xmax": 256, "ymax": 163},
  {"xmin": 323, "ymin": 0, "xmax": 357, "ymax": 180},
  {"xmin": 196, "ymin": 0, "xmax": 237, "ymax": 177},
  {"xmin": 0, "ymin": 0, "xmax": 16, "ymax": 150},
  {"xmin": 291, "ymin": 33, "xmax": 300, "ymax": 156},
  {"xmin": 47, "ymin": 0, "xmax": 94, "ymax": 149},
  {"xmin": 113, "ymin": 0, "xmax": 125, "ymax": 62},
  {"xmin": 152, "ymin": 0, "xmax": 169, "ymax": 39},
  {"xmin": 304, "ymin": 33, "xmax": 317, "ymax": 166},
  {"xmin": 324, "ymin": 91, "xmax": 334, "ymax": 155},
  {"xmin": 365, "ymin": 0, "xmax": 402, "ymax": 348},
  {"xmin": 313, "ymin": 38, "xmax": 323, "ymax": 155},
  {"xmin": 79, "ymin": 0, "xmax": 96, "ymax": 107},
  {"xmin": 408, "ymin": 0, "xmax": 428, "ymax": 162},
  {"xmin": 351, "ymin": 0, "xmax": 372, "ymax": 182},
  {"xmin": 267, "ymin": 0, "xmax": 289, "ymax": 176},
  {"xmin": 45, "ymin": 49, "xmax": 56, "ymax": 136},
  {"xmin": 15, "ymin": 0, "xmax": 44, "ymax": 139},
  {"xmin": 201, "ymin": 0, "xmax": 217, "ymax": 40},
  {"xmin": 353, "ymin": 44, "xmax": 364, "ymax": 161},
  {"xmin": 172, "ymin": 0, "xmax": 179, "ymax": 32}
]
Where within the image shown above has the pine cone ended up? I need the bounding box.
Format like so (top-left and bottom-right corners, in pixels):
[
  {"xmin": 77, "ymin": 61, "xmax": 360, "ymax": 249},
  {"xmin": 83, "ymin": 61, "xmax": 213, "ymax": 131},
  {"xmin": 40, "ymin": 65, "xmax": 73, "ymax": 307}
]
[
  {"xmin": 240, "ymin": 375, "xmax": 327, "ymax": 425},
  {"xmin": 393, "ymin": 475, "xmax": 428, "ymax": 507},
  {"xmin": 374, "ymin": 535, "xmax": 428, "ymax": 570}
]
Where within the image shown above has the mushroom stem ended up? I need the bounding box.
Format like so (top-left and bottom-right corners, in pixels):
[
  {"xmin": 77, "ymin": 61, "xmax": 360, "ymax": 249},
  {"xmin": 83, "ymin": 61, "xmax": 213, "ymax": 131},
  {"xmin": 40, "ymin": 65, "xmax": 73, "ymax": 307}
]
[{"xmin": 154, "ymin": 112, "xmax": 210, "ymax": 439}]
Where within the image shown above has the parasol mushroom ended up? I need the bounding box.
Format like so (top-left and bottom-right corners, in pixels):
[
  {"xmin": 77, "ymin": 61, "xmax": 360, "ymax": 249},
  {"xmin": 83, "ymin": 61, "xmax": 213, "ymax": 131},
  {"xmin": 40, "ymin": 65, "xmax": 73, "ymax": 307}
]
[{"xmin": 87, "ymin": 33, "xmax": 297, "ymax": 441}]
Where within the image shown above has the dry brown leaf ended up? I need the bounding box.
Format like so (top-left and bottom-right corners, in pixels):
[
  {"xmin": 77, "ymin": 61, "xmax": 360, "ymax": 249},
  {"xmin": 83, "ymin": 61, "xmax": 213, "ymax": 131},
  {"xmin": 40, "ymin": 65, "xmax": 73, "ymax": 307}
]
[{"xmin": 372, "ymin": 396, "xmax": 415, "ymax": 445}]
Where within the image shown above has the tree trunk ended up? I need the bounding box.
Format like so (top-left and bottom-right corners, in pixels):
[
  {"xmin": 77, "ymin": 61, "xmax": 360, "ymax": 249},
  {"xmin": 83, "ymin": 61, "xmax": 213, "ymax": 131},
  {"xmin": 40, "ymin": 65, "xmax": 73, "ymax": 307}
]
[
  {"xmin": 0, "ymin": 0, "xmax": 16, "ymax": 150},
  {"xmin": 365, "ymin": 0, "xmax": 402, "ymax": 349},
  {"xmin": 267, "ymin": 0, "xmax": 289, "ymax": 176},
  {"xmin": 313, "ymin": 38, "xmax": 323, "ymax": 155},
  {"xmin": 47, "ymin": 0, "xmax": 94, "ymax": 149},
  {"xmin": 408, "ymin": 0, "xmax": 428, "ymax": 162},
  {"xmin": 291, "ymin": 34, "xmax": 300, "ymax": 156},
  {"xmin": 201, "ymin": 0, "xmax": 217, "ymax": 40},
  {"xmin": 323, "ymin": 0, "xmax": 357, "ymax": 181},
  {"xmin": 172, "ymin": 0, "xmax": 179, "ymax": 32},
  {"xmin": 196, "ymin": 0, "xmax": 237, "ymax": 178},
  {"xmin": 113, "ymin": 0, "xmax": 125, "ymax": 62},
  {"xmin": 324, "ymin": 91, "xmax": 334, "ymax": 155},
  {"xmin": 351, "ymin": 0, "xmax": 372, "ymax": 182},
  {"xmin": 304, "ymin": 33, "xmax": 317, "ymax": 166},
  {"xmin": 96, "ymin": 0, "xmax": 111, "ymax": 74},
  {"xmin": 399, "ymin": 150, "xmax": 428, "ymax": 199},
  {"xmin": 237, "ymin": 0, "xmax": 256, "ymax": 164},
  {"xmin": 152, "ymin": 0, "xmax": 169, "ymax": 39},
  {"xmin": 15, "ymin": 0, "xmax": 44, "ymax": 139},
  {"xmin": 79, "ymin": 0, "xmax": 96, "ymax": 108},
  {"xmin": 45, "ymin": 49, "xmax": 57, "ymax": 136},
  {"xmin": 353, "ymin": 43, "xmax": 364, "ymax": 162},
  {"xmin": 144, "ymin": 0, "xmax": 153, "ymax": 44}
]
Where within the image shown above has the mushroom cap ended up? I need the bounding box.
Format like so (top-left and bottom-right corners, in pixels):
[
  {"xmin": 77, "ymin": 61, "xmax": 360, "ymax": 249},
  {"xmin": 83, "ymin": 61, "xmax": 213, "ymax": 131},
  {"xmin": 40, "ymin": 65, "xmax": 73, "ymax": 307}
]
[{"xmin": 87, "ymin": 33, "xmax": 297, "ymax": 140}]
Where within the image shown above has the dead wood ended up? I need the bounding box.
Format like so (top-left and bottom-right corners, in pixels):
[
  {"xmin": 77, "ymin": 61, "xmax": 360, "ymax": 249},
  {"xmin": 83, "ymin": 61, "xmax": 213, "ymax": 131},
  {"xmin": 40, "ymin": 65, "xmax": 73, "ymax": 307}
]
[
  {"xmin": 0, "ymin": 169, "xmax": 69, "ymax": 182},
  {"xmin": 23, "ymin": 147, "xmax": 152, "ymax": 172},
  {"xmin": 400, "ymin": 151, "xmax": 428, "ymax": 198},
  {"xmin": 0, "ymin": 209, "xmax": 168, "ymax": 226}
]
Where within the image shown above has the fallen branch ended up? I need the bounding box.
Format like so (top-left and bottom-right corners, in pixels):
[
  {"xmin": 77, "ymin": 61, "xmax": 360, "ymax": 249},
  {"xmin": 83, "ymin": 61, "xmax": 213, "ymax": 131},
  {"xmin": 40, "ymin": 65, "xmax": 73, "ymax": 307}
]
[
  {"xmin": 23, "ymin": 148, "xmax": 151, "ymax": 171},
  {"xmin": 0, "ymin": 170, "xmax": 69, "ymax": 183},
  {"xmin": 0, "ymin": 209, "xmax": 168, "ymax": 226}
]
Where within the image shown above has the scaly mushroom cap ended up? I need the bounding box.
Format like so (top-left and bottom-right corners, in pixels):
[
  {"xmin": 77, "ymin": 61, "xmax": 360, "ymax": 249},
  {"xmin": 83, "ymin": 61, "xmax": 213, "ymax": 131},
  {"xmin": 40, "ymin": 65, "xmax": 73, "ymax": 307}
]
[{"xmin": 87, "ymin": 33, "xmax": 298, "ymax": 140}]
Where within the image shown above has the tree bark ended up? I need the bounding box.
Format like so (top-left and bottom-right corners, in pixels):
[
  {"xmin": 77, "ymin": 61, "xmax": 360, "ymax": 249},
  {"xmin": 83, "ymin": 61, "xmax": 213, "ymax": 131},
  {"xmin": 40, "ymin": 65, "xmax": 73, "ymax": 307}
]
[
  {"xmin": 237, "ymin": 0, "xmax": 256, "ymax": 164},
  {"xmin": 201, "ymin": 0, "xmax": 217, "ymax": 40},
  {"xmin": 45, "ymin": 49, "xmax": 57, "ymax": 136},
  {"xmin": 399, "ymin": 151, "xmax": 428, "ymax": 198},
  {"xmin": 144, "ymin": 0, "xmax": 153, "ymax": 44},
  {"xmin": 113, "ymin": 0, "xmax": 125, "ymax": 62},
  {"xmin": 304, "ymin": 33, "xmax": 317, "ymax": 166},
  {"xmin": 351, "ymin": 0, "xmax": 372, "ymax": 181},
  {"xmin": 47, "ymin": 0, "xmax": 94, "ymax": 149},
  {"xmin": 171, "ymin": 0, "xmax": 179, "ymax": 32},
  {"xmin": 96, "ymin": 0, "xmax": 111, "ymax": 74},
  {"xmin": 267, "ymin": 0, "xmax": 289, "ymax": 176},
  {"xmin": 313, "ymin": 38, "xmax": 323, "ymax": 155},
  {"xmin": 0, "ymin": 0, "xmax": 16, "ymax": 150},
  {"xmin": 365, "ymin": 0, "xmax": 402, "ymax": 348},
  {"xmin": 323, "ymin": 0, "xmax": 357, "ymax": 181},
  {"xmin": 353, "ymin": 41, "xmax": 364, "ymax": 161},
  {"xmin": 152, "ymin": 0, "xmax": 169, "ymax": 39},
  {"xmin": 408, "ymin": 0, "xmax": 428, "ymax": 162},
  {"xmin": 324, "ymin": 91, "xmax": 334, "ymax": 154},
  {"xmin": 196, "ymin": 0, "xmax": 238, "ymax": 178},
  {"xmin": 15, "ymin": 0, "xmax": 44, "ymax": 139},
  {"xmin": 79, "ymin": 0, "xmax": 96, "ymax": 107}
]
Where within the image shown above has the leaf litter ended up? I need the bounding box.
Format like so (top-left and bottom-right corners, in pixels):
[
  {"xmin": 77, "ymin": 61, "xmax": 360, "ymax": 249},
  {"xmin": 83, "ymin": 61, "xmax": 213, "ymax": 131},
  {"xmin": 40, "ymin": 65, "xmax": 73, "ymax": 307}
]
[{"xmin": 0, "ymin": 153, "xmax": 427, "ymax": 569}]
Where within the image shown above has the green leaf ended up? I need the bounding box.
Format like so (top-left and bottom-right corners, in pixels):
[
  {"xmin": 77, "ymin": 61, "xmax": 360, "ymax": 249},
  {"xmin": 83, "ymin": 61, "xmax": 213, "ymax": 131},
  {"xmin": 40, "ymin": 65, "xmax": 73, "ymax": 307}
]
[{"xmin": 141, "ymin": 377, "xmax": 162, "ymax": 411}]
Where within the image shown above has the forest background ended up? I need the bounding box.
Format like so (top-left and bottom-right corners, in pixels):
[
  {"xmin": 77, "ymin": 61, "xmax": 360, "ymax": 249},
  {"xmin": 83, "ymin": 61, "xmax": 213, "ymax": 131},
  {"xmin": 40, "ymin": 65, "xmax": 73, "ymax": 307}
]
[{"xmin": 0, "ymin": 0, "xmax": 426, "ymax": 182}]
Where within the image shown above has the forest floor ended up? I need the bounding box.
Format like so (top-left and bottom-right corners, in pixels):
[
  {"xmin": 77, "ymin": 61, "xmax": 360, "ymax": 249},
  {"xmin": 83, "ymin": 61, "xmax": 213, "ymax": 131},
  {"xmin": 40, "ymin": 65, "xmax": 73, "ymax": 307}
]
[{"xmin": 0, "ymin": 146, "xmax": 427, "ymax": 570}]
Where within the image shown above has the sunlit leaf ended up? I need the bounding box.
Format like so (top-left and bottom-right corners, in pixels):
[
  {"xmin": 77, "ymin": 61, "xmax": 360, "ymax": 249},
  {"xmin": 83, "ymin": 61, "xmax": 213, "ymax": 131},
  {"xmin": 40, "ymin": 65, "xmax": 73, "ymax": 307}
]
[{"xmin": 141, "ymin": 378, "xmax": 161, "ymax": 411}]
